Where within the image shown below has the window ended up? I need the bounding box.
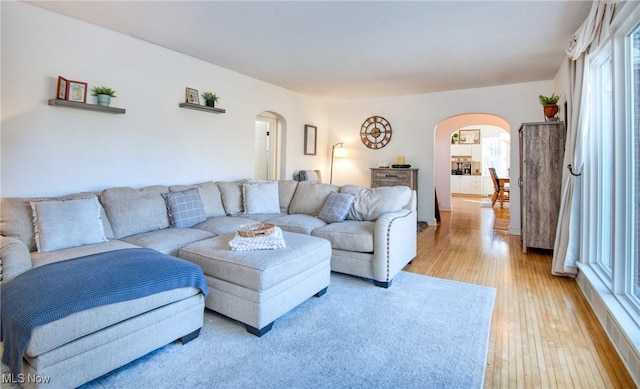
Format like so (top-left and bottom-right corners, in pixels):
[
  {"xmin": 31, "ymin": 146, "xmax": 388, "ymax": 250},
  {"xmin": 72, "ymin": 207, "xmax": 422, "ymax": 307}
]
[
  {"xmin": 583, "ymin": 14, "xmax": 640, "ymax": 315},
  {"xmin": 590, "ymin": 48, "xmax": 614, "ymax": 275},
  {"xmin": 631, "ymin": 24, "xmax": 640, "ymax": 302},
  {"xmin": 482, "ymin": 137, "xmax": 509, "ymax": 177}
]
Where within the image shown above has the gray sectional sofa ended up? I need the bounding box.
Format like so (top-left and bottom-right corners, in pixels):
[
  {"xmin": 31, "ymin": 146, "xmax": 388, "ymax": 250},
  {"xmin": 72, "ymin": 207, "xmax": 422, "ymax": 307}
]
[{"xmin": 0, "ymin": 178, "xmax": 417, "ymax": 388}]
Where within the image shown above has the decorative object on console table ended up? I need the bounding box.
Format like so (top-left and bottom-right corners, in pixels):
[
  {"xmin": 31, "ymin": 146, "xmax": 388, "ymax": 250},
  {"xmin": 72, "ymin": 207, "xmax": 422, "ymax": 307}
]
[
  {"xmin": 519, "ymin": 121, "xmax": 565, "ymax": 253},
  {"xmin": 538, "ymin": 93, "xmax": 560, "ymax": 121},
  {"xmin": 304, "ymin": 125, "xmax": 317, "ymax": 156},
  {"xmin": 186, "ymin": 87, "xmax": 199, "ymax": 104},
  {"xmin": 56, "ymin": 76, "xmax": 68, "ymax": 100},
  {"xmin": 201, "ymin": 92, "xmax": 219, "ymax": 107},
  {"xmin": 67, "ymin": 80, "xmax": 87, "ymax": 103},
  {"xmin": 91, "ymin": 86, "xmax": 117, "ymax": 107}
]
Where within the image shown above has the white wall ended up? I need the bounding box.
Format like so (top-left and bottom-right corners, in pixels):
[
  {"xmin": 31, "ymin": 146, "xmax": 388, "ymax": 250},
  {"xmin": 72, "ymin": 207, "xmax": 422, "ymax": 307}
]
[
  {"xmin": 1, "ymin": 2, "xmax": 562, "ymax": 229},
  {"xmin": 328, "ymin": 81, "xmax": 555, "ymax": 226},
  {"xmin": 0, "ymin": 2, "xmax": 328, "ymax": 197}
]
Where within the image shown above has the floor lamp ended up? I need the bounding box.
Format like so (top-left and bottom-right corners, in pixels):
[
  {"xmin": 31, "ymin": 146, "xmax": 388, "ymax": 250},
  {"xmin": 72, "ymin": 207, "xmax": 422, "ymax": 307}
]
[{"xmin": 330, "ymin": 142, "xmax": 348, "ymax": 184}]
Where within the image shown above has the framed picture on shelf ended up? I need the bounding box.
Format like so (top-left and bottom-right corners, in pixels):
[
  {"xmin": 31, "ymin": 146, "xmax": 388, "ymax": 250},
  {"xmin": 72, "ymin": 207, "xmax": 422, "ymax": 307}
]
[
  {"xmin": 304, "ymin": 124, "xmax": 317, "ymax": 155},
  {"xmin": 67, "ymin": 80, "xmax": 87, "ymax": 103},
  {"xmin": 459, "ymin": 129, "xmax": 481, "ymax": 144},
  {"xmin": 186, "ymin": 87, "xmax": 199, "ymax": 104},
  {"xmin": 56, "ymin": 76, "xmax": 68, "ymax": 100}
]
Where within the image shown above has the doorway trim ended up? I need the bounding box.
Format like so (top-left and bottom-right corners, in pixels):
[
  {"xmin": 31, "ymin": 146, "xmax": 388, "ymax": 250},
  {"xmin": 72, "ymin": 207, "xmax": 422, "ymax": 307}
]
[{"xmin": 434, "ymin": 113, "xmax": 510, "ymax": 212}]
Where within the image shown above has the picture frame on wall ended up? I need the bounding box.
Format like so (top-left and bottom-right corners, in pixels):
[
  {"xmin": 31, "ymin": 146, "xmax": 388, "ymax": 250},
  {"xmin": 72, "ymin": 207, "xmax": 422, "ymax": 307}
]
[
  {"xmin": 459, "ymin": 129, "xmax": 481, "ymax": 144},
  {"xmin": 304, "ymin": 124, "xmax": 317, "ymax": 155},
  {"xmin": 67, "ymin": 80, "xmax": 87, "ymax": 103},
  {"xmin": 56, "ymin": 76, "xmax": 68, "ymax": 100},
  {"xmin": 186, "ymin": 87, "xmax": 199, "ymax": 104}
]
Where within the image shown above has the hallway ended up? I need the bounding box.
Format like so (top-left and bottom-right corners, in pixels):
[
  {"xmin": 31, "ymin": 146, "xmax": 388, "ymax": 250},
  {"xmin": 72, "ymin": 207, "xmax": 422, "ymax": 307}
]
[{"xmin": 405, "ymin": 196, "xmax": 634, "ymax": 388}]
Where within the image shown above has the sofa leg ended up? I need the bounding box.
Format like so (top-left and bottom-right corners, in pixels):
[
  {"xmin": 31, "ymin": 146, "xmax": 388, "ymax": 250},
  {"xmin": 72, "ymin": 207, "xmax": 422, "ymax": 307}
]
[
  {"xmin": 180, "ymin": 328, "xmax": 201, "ymax": 344},
  {"xmin": 246, "ymin": 322, "xmax": 274, "ymax": 337},
  {"xmin": 315, "ymin": 287, "xmax": 328, "ymax": 297},
  {"xmin": 373, "ymin": 280, "xmax": 392, "ymax": 288}
]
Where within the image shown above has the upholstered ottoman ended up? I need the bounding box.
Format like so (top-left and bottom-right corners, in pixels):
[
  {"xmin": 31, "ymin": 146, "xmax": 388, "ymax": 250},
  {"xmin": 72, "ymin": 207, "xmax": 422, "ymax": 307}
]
[{"xmin": 178, "ymin": 231, "xmax": 331, "ymax": 336}]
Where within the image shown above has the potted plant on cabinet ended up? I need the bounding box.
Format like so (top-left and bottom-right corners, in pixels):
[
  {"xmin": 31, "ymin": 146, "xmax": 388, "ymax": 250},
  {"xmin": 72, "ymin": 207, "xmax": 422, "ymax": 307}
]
[
  {"xmin": 451, "ymin": 133, "xmax": 459, "ymax": 144},
  {"xmin": 91, "ymin": 86, "xmax": 117, "ymax": 107},
  {"xmin": 538, "ymin": 93, "xmax": 560, "ymax": 121},
  {"xmin": 201, "ymin": 92, "xmax": 219, "ymax": 107}
]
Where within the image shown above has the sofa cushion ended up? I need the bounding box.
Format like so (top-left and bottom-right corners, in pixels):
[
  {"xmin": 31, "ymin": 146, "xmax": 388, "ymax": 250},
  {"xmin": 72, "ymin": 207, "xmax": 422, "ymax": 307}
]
[
  {"xmin": 340, "ymin": 185, "xmax": 412, "ymax": 221},
  {"xmin": 119, "ymin": 228, "xmax": 214, "ymax": 256},
  {"xmin": 30, "ymin": 240, "xmax": 139, "ymax": 269},
  {"xmin": 318, "ymin": 192, "xmax": 355, "ymax": 223},
  {"xmin": 25, "ymin": 287, "xmax": 199, "ymax": 359},
  {"xmin": 311, "ymin": 221, "xmax": 375, "ymax": 252},
  {"xmin": 162, "ymin": 188, "xmax": 206, "ymax": 228},
  {"xmin": 288, "ymin": 182, "xmax": 339, "ymax": 216},
  {"xmin": 169, "ymin": 181, "xmax": 226, "ymax": 218},
  {"xmin": 243, "ymin": 181, "xmax": 280, "ymax": 214},
  {"xmin": 30, "ymin": 196, "xmax": 108, "ymax": 253},
  {"xmin": 1, "ymin": 193, "xmax": 113, "ymax": 252},
  {"xmin": 194, "ymin": 216, "xmax": 259, "ymax": 236},
  {"xmin": 217, "ymin": 180, "xmax": 247, "ymax": 216},
  {"xmin": 100, "ymin": 186, "xmax": 170, "ymax": 239},
  {"xmin": 277, "ymin": 180, "xmax": 298, "ymax": 213},
  {"xmin": 1, "ymin": 236, "xmax": 32, "ymax": 283},
  {"xmin": 266, "ymin": 214, "xmax": 327, "ymax": 235}
]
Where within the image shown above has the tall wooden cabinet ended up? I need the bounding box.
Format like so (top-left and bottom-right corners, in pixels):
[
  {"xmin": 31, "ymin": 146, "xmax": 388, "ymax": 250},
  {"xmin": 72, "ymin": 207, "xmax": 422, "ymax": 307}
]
[{"xmin": 519, "ymin": 122, "xmax": 565, "ymax": 253}]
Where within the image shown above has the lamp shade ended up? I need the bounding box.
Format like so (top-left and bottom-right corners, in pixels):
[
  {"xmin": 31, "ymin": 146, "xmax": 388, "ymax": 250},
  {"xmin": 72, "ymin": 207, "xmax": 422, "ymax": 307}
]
[{"xmin": 334, "ymin": 146, "xmax": 348, "ymax": 158}]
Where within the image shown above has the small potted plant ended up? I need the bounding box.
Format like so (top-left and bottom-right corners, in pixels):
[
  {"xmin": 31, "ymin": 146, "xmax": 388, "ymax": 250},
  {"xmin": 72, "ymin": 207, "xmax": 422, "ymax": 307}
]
[
  {"xmin": 451, "ymin": 133, "xmax": 459, "ymax": 144},
  {"xmin": 539, "ymin": 93, "xmax": 560, "ymax": 120},
  {"xmin": 91, "ymin": 86, "xmax": 117, "ymax": 107},
  {"xmin": 201, "ymin": 92, "xmax": 219, "ymax": 107}
]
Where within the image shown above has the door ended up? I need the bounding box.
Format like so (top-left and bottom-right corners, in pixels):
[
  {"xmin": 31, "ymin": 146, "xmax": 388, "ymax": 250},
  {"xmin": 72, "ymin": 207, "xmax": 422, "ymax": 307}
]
[{"xmin": 254, "ymin": 116, "xmax": 277, "ymax": 180}]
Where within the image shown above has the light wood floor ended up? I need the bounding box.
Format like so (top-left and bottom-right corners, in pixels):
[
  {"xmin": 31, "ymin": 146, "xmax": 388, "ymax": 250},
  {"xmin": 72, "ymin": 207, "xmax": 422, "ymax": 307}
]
[{"xmin": 405, "ymin": 196, "xmax": 636, "ymax": 389}]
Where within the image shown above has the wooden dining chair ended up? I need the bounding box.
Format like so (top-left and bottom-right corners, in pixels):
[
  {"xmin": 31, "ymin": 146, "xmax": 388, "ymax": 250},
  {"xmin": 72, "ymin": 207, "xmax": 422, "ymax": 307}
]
[{"xmin": 489, "ymin": 167, "xmax": 509, "ymax": 208}]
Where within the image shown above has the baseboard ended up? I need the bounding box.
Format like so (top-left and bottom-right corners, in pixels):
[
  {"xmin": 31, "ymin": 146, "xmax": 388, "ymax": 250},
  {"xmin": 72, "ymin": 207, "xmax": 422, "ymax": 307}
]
[{"xmin": 577, "ymin": 269, "xmax": 640, "ymax": 387}]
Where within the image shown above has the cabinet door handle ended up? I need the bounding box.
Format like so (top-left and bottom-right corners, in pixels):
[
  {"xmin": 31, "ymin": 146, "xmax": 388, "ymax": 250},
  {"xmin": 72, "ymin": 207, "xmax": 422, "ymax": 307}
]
[{"xmin": 385, "ymin": 174, "xmax": 398, "ymax": 177}]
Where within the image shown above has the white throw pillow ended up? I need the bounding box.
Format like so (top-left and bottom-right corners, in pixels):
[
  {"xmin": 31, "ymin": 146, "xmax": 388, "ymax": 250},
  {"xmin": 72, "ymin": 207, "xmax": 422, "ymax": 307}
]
[
  {"xmin": 341, "ymin": 185, "xmax": 412, "ymax": 221},
  {"xmin": 30, "ymin": 196, "xmax": 108, "ymax": 253},
  {"xmin": 243, "ymin": 181, "xmax": 280, "ymax": 214}
]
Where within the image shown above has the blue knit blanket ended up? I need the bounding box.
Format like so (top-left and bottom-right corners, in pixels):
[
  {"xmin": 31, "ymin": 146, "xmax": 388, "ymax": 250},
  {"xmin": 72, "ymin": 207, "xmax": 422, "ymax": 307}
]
[{"xmin": 1, "ymin": 248, "xmax": 208, "ymax": 376}]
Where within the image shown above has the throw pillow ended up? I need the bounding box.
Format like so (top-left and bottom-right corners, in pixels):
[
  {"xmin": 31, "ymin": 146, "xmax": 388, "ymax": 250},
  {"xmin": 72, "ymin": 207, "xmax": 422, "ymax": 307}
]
[
  {"xmin": 162, "ymin": 188, "xmax": 206, "ymax": 228},
  {"xmin": 30, "ymin": 196, "xmax": 108, "ymax": 253},
  {"xmin": 341, "ymin": 185, "xmax": 412, "ymax": 221},
  {"xmin": 243, "ymin": 181, "xmax": 280, "ymax": 214},
  {"xmin": 318, "ymin": 192, "xmax": 356, "ymax": 223},
  {"xmin": 217, "ymin": 180, "xmax": 246, "ymax": 215},
  {"xmin": 289, "ymin": 182, "xmax": 339, "ymax": 216}
]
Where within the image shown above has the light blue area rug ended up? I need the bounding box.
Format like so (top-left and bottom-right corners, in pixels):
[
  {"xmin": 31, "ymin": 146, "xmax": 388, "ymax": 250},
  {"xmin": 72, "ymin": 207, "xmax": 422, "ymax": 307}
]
[{"xmin": 82, "ymin": 271, "xmax": 496, "ymax": 389}]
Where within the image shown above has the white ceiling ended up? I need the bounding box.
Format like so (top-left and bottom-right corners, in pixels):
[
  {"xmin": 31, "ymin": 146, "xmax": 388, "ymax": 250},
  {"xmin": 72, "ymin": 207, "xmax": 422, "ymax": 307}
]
[{"xmin": 27, "ymin": 1, "xmax": 593, "ymax": 100}]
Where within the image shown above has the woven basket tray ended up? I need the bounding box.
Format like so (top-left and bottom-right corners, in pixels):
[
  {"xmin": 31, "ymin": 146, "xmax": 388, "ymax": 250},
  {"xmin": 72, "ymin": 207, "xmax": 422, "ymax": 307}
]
[{"xmin": 237, "ymin": 223, "xmax": 276, "ymax": 238}]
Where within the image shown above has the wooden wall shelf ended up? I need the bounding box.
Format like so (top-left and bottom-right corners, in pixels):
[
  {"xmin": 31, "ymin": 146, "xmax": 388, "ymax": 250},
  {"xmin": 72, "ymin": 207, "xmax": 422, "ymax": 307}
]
[
  {"xmin": 179, "ymin": 103, "xmax": 225, "ymax": 114},
  {"xmin": 48, "ymin": 99, "xmax": 126, "ymax": 114}
]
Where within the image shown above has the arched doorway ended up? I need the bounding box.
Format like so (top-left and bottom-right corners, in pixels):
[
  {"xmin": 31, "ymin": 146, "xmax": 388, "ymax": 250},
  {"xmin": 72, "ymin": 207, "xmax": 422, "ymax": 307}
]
[
  {"xmin": 255, "ymin": 111, "xmax": 286, "ymax": 180},
  {"xmin": 434, "ymin": 114, "xmax": 510, "ymax": 212}
]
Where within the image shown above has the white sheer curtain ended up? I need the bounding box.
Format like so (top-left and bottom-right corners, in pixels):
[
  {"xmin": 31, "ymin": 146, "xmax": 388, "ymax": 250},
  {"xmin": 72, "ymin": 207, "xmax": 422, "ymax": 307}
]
[{"xmin": 552, "ymin": 0, "xmax": 617, "ymax": 277}]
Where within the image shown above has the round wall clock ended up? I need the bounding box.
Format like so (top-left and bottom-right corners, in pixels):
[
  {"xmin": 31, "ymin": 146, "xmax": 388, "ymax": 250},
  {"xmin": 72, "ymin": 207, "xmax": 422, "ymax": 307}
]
[{"xmin": 360, "ymin": 116, "xmax": 392, "ymax": 149}]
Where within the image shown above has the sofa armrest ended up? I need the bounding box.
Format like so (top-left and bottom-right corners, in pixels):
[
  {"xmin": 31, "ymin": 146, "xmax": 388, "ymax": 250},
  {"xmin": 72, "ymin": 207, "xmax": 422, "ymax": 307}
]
[
  {"xmin": 1, "ymin": 235, "xmax": 33, "ymax": 284},
  {"xmin": 372, "ymin": 208, "xmax": 417, "ymax": 284}
]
